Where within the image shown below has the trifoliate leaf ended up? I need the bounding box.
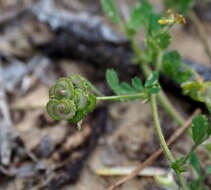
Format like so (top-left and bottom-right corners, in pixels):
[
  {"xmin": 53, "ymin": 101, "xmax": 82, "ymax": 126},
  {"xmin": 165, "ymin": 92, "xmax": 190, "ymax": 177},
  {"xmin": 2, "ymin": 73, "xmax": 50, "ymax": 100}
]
[
  {"xmin": 189, "ymin": 152, "xmax": 201, "ymax": 177},
  {"xmin": 132, "ymin": 77, "xmax": 143, "ymax": 92},
  {"xmin": 192, "ymin": 115, "xmax": 209, "ymax": 146},
  {"xmin": 101, "ymin": 0, "xmax": 121, "ymax": 23},
  {"xmin": 106, "ymin": 69, "xmax": 149, "ymax": 101},
  {"xmin": 106, "ymin": 69, "xmax": 135, "ymax": 96}
]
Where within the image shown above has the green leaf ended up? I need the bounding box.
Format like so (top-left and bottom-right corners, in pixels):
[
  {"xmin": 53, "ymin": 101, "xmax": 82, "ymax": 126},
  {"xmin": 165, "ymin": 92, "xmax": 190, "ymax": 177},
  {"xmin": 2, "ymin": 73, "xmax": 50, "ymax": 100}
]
[
  {"xmin": 144, "ymin": 72, "xmax": 160, "ymax": 94},
  {"xmin": 106, "ymin": 69, "xmax": 158, "ymax": 101},
  {"xmin": 132, "ymin": 77, "xmax": 143, "ymax": 92},
  {"xmin": 162, "ymin": 51, "xmax": 193, "ymax": 84},
  {"xmin": 128, "ymin": 0, "xmax": 153, "ymax": 30},
  {"xmin": 189, "ymin": 152, "xmax": 201, "ymax": 177},
  {"xmin": 182, "ymin": 81, "xmax": 211, "ymax": 114},
  {"xmin": 182, "ymin": 81, "xmax": 204, "ymax": 102},
  {"xmin": 119, "ymin": 82, "xmax": 138, "ymax": 101},
  {"xmin": 155, "ymin": 32, "xmax": 171, "ymax": 49},
  {"xmin": 101, "ymin": 0, "xmax": 120, "ymax": 23},
  {"xmin": 183, "ymin": 82, "xmax": 211, "ymax": 113},
  {"xmin": 192, "ymin": 115, "xmax": 209, "ymax": 146},
  {"xmin": 120, "ymin": 82, "xmax": 135, "ymax": 94},
  {"xmin": 147, "ymin": 13, "xmax": 162, "ymax": 34},
  {"xmin": 106, "ymin": 69, "xmax": 122, "ymax": 95},
  {"xmin": 106, "ymin": 69, "xmax": 139, "ymax": 100}
]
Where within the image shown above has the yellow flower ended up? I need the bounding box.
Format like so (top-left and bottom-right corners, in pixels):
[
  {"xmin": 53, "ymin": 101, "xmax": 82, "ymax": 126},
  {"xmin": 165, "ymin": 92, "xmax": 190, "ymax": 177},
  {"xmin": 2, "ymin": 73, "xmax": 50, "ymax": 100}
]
[{"xmin": 158, "ymin": 19, "xmax": 169, "ymax": 25}]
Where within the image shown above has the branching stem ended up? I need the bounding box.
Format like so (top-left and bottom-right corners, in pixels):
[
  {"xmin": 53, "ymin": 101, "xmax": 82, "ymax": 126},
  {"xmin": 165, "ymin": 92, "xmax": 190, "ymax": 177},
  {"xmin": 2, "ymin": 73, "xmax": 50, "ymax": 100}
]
[
  {"xmin": 150, "ymin": 94, "xmax": 188, "ymax": 190},
  {"xmin": 130, "ymin": 38, "xmax": 184, "ymax": 126}
]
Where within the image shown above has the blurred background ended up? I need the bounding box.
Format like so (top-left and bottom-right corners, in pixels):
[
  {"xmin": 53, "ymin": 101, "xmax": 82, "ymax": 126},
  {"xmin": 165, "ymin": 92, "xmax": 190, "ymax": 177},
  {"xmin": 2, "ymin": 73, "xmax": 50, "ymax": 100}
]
[{"xmin": 0, "ymin": 0, "xmax": 210, "ymax": 189}]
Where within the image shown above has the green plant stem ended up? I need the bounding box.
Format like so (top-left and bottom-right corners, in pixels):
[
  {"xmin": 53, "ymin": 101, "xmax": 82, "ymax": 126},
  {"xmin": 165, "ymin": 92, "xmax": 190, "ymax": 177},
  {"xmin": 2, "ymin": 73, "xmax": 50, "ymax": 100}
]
[
  {"xmin": 96, "ymin": 93, "xmax": 144, "ymax": 101},
  {"xmin": 130, "ymin": 38, "xmax": 184, "ymax": 126},
  {"xmin": 155, "ymin": 50, "xmax": 163, "ymax": 72},
  {"xmin": 150, "ymin": 95, "xmax": 175, "ymax": 163},
  {"xmin": 150, "ymin": 94, "xmax": 188, "ymax": 190},
  {"xmin": 175, "ymin": 170, "xmax": 189, "ymax": 190}
]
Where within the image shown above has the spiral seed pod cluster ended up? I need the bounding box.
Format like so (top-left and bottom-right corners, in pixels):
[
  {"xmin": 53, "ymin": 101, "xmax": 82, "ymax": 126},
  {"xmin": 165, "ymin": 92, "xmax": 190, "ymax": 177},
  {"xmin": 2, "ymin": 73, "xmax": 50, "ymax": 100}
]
[{"xmin": 47, "ymin": 75, "xmax": 96, "ymax": 123}]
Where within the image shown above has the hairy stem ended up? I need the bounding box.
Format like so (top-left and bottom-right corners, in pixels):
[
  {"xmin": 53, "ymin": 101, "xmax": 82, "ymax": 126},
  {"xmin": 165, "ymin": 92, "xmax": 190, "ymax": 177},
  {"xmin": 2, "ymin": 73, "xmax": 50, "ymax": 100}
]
[
  {"xmin": 131, "ymin": 38, "xmax": 184, "ymax": 125},
  {"xmin": 150, "ymin": 94, "xmax": 188, "ymax": 190}
]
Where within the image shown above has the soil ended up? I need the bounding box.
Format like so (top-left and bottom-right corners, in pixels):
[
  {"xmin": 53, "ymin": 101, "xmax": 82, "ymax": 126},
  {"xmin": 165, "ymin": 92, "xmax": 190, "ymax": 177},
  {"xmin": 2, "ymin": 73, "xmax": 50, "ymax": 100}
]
[{"xmin": 0, "ymin": 0, "xmax": 210, "ymax": 190}]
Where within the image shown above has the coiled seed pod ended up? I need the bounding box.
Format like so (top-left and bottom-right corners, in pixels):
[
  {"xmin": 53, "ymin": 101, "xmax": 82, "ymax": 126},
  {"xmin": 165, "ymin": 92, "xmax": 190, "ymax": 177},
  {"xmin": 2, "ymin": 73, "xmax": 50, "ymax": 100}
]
[
  {"xmin": 70, "ymin": 75, "xmax": 88, "ymax": 92},
  {"xmin": 49, "ymin": 78, "xmax": 74, "ymax": 100},
  {"xmin": 47, "ymin": 75, "xmax": 97, "ymax": 124},
  {"xmin": 73, "ymin": 88, "xmax": 88, "ymax": 110},
  {"xmin": 47, "ymin": 99, "xmax": 76, "ymax": 120}
]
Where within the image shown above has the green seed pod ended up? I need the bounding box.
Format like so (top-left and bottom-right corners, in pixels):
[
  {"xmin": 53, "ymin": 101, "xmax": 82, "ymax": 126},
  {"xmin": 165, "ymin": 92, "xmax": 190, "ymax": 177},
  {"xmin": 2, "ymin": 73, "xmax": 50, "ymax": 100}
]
[
  {"xmin": 47, "ymin": 75, "xmax": 97, "ymax": 124},
  {"xmin": 73, "ymin": 88, "xmax": 88, "ymax": 110},
  {"xmin": 85, "ymin": 93, "xmax": 97, "ymax": 113},
  {"xmin": 68, "ymin": 110, "xmax": 86, "ymax": 123},
  {"xmin": 69, "ymin": 75, "xmax": 88, "ymax": 92},
  {"xmin": 49, "ymin": 78, "xmax": 74, "ymax": 100},
  {"xmin": 47, "ymin": 99, "xmax": 76, "ymax": 120}
]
